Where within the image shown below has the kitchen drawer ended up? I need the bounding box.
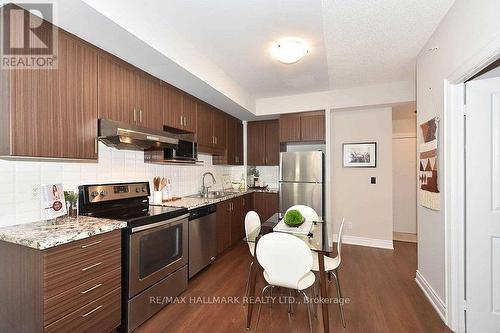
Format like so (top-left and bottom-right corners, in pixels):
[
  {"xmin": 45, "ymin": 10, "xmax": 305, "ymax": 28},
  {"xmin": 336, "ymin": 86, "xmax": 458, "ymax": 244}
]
[
  {"xmin": 44, "ymin": 230, "xmax": 120, "ymax": 273},
  {"xmin": 44, "ymin": 249, "xmax": 121, "ymax": 299},
  {"xmin": 44, "ymin": 268, "xmax": 121, "ymax": 326},
  {"xmin": 44, "ymin": 288, "xmax": 121, "ymax": 333}
]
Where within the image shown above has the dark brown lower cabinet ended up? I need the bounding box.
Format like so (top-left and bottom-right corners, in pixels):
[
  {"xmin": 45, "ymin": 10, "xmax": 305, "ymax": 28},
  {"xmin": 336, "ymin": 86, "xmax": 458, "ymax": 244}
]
[
  {"xmin": 253, "ymin": 192, "xmax": 279, "ymax": 222},
  {"xmin": 216, "ymin": 200, "xmax": 232, "ymax": 254},
  {"xmin": 241, "ymin": 193, "xmax": 254, "ymax": 237},
  {"xmin": 230, "ymin": 198, "xmax": 243, "ymax": 246},
  {"xmin": 0, "ymin": 230, "xmax": 121, "ymax": 333},
  {"xmin": 216, "ymin": 194, "xmax": 255, "ymax": 255}
]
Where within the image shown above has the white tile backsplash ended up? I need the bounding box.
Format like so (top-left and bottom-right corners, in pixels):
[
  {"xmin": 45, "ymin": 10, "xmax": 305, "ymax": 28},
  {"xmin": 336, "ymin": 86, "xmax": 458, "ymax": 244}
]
[
  {"xmin": 247, "ymin": 166, "xmax": 279, "ymax": 188},
  {"xmin": 0, "ymin": 142, "xmax": 242, "ymax": 227}
]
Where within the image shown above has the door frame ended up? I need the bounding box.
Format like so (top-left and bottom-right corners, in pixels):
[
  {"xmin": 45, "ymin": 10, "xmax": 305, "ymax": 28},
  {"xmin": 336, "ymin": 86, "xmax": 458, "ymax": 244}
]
[{"xmin": 444, "ymin": 35, "xmax": 500, "ymax": 332}]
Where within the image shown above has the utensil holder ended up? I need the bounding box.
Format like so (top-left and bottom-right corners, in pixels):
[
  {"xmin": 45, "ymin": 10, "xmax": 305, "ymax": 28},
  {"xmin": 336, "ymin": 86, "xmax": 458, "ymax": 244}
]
[{"xmin": 153, "ymin": 191, "xmax": 162, "ymax": 205}]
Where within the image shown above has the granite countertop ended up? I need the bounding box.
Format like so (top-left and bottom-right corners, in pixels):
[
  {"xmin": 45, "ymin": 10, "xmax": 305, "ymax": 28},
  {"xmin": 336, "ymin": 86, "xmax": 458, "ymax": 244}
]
[
  {"xmin": 0, "ymin": 189, "xmax": 278, "ymax": 250},
  {"xmin": 0, "ymin": 216, "xmax": 127, "ymax": 250},
  {"xmin": 161, "ymin": 188, "xmax": 279, "ymax": 210}
]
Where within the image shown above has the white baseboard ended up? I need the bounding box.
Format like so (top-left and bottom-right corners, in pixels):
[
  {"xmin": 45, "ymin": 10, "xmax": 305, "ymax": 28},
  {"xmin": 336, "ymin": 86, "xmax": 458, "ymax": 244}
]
[
  {"xmin": 415, "ymin": 270, "xmax": 446, "ymax": 323},
  {"xmin": 333, "ymin": 234, "xmax": 394, "ymax": 249}
]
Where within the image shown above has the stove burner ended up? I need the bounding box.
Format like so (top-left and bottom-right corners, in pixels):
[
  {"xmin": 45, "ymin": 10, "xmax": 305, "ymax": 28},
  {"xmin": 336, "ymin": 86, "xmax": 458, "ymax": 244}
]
[{"xmin": 78, "ymin": 182, "xmax": 188, "ymax": 229}]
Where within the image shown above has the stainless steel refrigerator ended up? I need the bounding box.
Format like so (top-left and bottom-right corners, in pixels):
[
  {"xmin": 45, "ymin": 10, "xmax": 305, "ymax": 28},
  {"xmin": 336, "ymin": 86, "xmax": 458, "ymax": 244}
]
[{"xmin": 279, "ymin": 151, "xmax": 324, "ymax": 216}]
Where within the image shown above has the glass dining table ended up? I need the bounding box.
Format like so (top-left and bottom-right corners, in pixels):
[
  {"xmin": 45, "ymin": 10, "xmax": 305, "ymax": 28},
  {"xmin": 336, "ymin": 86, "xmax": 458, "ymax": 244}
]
[{"xmin": 245, "ymin": 213, "xmax": 333, "ymax": 333}]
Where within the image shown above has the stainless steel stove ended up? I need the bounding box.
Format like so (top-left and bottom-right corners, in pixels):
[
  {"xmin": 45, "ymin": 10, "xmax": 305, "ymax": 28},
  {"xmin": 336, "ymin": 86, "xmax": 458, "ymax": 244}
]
[{"xmin": 78, "ymin": 181, "xmax": 189, "ymax": 332}]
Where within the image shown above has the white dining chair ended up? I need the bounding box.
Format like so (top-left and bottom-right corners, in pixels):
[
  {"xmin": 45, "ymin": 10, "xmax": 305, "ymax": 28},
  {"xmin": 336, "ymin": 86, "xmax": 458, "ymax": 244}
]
[
  {"xmin": 312, "ymin": 218, "xmax": 347, "ymax": 327},
  {"xmin": 244, "ymin": 211, "xmax": 261, "ymax": 301},
  {"xmin": 255, "ymin": 232, "xmax": 316, "ymax": 333},
  {"xmin": 285, "ymin": 204, "xmax": 319, "ymax": 222}
]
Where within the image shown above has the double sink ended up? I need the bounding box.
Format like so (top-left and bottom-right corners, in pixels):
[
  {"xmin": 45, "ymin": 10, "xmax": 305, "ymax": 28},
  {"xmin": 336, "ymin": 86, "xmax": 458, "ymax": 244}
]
[{"xmin": 186, "ymin": 191, "xmax": 234, "ymax": 200}]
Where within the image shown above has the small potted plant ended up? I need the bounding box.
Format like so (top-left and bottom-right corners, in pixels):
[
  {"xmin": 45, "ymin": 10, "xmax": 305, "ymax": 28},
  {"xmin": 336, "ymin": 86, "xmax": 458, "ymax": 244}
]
[
  {"xmin": 64, "ymin": 191, "xmax": 78, "ymax": 217},
  {"xmin": 284, "ymin": 209, "xmax": 305, "ymax": 227},
  {"xmin": 247, "ymin": 166, "xmax": 260, "ymax": 187}
]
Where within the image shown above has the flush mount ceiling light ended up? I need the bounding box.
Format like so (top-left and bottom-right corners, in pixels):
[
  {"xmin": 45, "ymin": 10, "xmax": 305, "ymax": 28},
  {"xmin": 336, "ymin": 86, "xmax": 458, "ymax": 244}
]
[{"xmin": 270, "ymin": 38, "xmax": 309, "ymax": 64}]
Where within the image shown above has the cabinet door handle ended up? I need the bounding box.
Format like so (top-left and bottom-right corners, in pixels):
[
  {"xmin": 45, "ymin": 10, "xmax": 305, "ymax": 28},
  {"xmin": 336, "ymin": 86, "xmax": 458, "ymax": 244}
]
[
  {"xmin": 183, "ymin": 116, "xmax": 187, "ymax": 126},
  {"xmin": 81, "ymin": 305, "xmax": 103, "ymax": 318},
  {"xmin": 180, "ymin": 115, "xmax": 183, "ymax": 126},
  {"xmin": 94, "ymin": 137, "xmax": 98, "ymax": 154},
  {"xmin": 81, "ymin": 240, "xmax": 102, "ymax": 249},
  {"xmin": 81, "ymin": 261, "xmax": 103, "ymax": 272},
  {"xmin": 139, "ymin": 109, "xmax": 143, "ymax": 123},
  {"xmin": 80, "ymin": 283, "xmax": 102, "ymax": 294},
  {"xmin": 133, "ymin": 109, "xmax": 137, "ymax": 123},
  {"xmin": 215, "ymin": 136, "xmax": 218, "ymax": 145}
]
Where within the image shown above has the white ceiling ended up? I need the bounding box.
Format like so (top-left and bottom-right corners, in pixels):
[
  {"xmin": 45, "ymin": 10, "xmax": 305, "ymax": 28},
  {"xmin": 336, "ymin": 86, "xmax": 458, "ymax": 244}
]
[
  {"xmin": 156, "ymin": 1, "xmax": 330, "ymax": 99},
  {"xmin": 35, "ymin": 1, "xmax": 454, "ymax": 117},
  {"xmin": 323, "ymin": 0, "xmax": 455, "ymax": 89}
]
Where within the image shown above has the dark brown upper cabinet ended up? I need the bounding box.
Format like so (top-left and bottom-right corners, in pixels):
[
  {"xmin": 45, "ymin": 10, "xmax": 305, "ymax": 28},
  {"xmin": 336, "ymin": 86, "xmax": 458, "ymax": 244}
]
[
  {"xmin": 0, "ymin": 19, "xmax": 99, "ymax": 160},
  {"xmin": 212, "ymin": 109, "xmax": 227, "ymax": 150},
  {"xmin": 97, "ymin": 56, "xmax": 135, "ymax": 125},
  {"xmin": 162, "ymin": 83, "xmax": 181, "ymax": 130},
  {"xmin": 181, "ymin": 93, "xmax": 197, "ymax": 133},
  {"xmin": 0, "ymin": 4, "xmax": 248, "ymax": 161},
  {"xmin": 98, "ymin": 55, "xmax": 162, "ymax": 130},
  {"xmin": 162, "ymin": 84, "xmax": 197, "ymax": 133},
  {"xmin": 247, "ymin": 120, "xmax": 280, "ymax": 166},
  {"xmin": 227, "ymin": 117, "xmax": 243, "ymax": 165},
  {"xmin": 279, "ymin": 110, "xmax": 325, "ymax": 143},
  {"xmin": 196, "ymin": 102, "xmax": 214, "ymax": 148},
  {"xmin": 196, "ymin": 103, "xmax": 232, "ymax": 155},
  {"xmin": 279, "ymin": 115, "xmax": 302, "ymax": 142},
  {"xmin": 134, "ymin": 72, "xmax": 162, "ymax": 130}
]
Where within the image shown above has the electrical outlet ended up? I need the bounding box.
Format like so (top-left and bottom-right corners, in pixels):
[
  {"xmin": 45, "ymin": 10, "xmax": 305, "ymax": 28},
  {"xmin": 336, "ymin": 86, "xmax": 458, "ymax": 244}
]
[{"xmin": 31, "ymin": 185, "xmax": 40, "ymax": 199}]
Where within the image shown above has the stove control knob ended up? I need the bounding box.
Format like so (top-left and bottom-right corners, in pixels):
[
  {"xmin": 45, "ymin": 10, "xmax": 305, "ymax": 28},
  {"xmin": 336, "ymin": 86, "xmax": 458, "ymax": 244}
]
[
  {"xmin": 142, "ymin": 188, "xmax": 147, "ymax": 193},
  {"xmin": 135, "ymin": 188, "xmax": 140, "ymax": 193},
  {"xmin": 90, "ymin": 191, "xmax": 99, "ymax": 198},
  {"xmin": 100, "ymin": 190, "xmax": 108, "ymax": 197}
]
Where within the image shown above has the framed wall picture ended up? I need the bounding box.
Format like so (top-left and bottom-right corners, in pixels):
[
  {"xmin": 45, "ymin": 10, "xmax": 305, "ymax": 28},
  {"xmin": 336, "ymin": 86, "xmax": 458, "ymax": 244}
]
[{"xmin": 342, "ymin": 142, "xmax": 377, "ymax": 168}]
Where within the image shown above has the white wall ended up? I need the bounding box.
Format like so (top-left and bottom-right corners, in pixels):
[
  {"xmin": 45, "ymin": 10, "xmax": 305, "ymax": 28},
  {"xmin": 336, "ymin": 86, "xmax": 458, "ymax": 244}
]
[
  {"xmin": 330, "ymin": 107, "xmax": 393, "ymax": 245},
  {"xmin": 256, "ymin": 80, "xmax": 415, "ymax": 115},
  {"xmin": 416, "ymin": 0, "xmax": 500, "ymax": 306},
  {"xmin": 393, "ymin": 103, "xmax": 417, "ymax": 135},
  {"xmin": 0, "ymin": 143, "xmax": 244, "ymax": 227},
  {"xmin": 392, "ymin": 138, "xmax": 417, "ymax": 234},
  {"xmin": 392, "ymin": 105, "xmax": 417, "ymax": 234}
]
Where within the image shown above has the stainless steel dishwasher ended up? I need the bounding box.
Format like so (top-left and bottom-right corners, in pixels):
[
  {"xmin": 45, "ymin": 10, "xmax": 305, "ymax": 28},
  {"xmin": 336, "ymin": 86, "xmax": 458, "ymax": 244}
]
[{"xmin": 188, "ymin": 204, "xmax": 217, "ymax": 278}]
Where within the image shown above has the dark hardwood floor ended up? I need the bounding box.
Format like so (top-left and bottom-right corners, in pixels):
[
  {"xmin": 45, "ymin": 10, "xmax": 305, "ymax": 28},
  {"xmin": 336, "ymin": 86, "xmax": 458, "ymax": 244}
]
[{"xmin": 136, "ymin": 241, "xmax": 452, "ymax": 333}]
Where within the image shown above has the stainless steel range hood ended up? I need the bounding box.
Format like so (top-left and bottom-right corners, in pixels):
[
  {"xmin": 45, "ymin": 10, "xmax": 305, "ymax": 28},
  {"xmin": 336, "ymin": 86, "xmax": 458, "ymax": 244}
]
[{"xmin": 98, "ymin": 119, "xmax": 178, "ymax": 151}]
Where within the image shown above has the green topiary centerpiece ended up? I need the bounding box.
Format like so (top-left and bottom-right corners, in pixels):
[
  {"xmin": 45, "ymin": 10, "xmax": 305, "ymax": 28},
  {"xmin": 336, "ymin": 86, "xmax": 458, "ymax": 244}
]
[{"xmin": 284, "ymin": 209, "xmax": 305, "ymax": 227}]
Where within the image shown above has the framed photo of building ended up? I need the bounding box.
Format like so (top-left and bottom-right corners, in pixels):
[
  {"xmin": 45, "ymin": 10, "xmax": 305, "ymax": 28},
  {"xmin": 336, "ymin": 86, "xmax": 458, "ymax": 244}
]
[{"xmin": 342, "ymin": 142, "xmax": 377, "ymax": 168}]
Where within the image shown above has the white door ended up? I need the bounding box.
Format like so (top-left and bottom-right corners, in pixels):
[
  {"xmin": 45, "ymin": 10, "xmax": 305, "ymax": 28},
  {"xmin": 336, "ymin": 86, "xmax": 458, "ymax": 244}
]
[
  {"xmin": 392, "ymin": 137, "xmax": 417, "ymax": 234},
  {"xmin": 466, "ymin": 77, "xmax": 500, "ymax": 332}
]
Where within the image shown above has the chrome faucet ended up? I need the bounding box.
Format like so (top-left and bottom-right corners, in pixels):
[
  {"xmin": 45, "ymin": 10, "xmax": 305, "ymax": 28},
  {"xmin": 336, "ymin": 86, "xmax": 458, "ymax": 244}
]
[{"xmin": 201, "ymin": 172, "xmax": 216, "ymax": 197}]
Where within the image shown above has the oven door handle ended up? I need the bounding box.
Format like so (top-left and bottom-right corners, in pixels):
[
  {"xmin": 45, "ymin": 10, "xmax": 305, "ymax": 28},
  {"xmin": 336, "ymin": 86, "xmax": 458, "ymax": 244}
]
[{"xmin": 131, "ymin": 213, "xmax": 189, "ymax": 233}]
